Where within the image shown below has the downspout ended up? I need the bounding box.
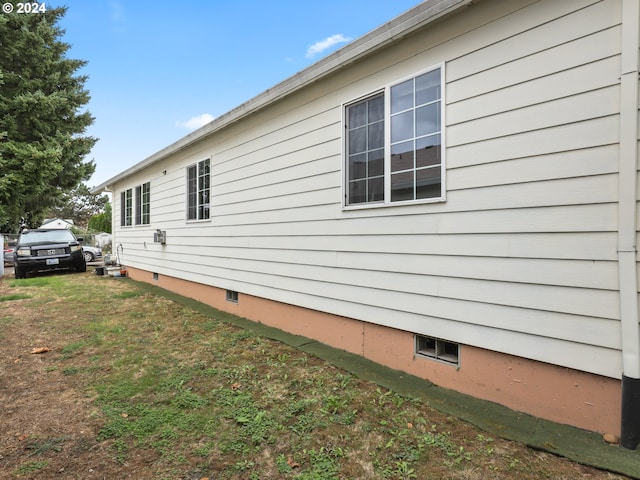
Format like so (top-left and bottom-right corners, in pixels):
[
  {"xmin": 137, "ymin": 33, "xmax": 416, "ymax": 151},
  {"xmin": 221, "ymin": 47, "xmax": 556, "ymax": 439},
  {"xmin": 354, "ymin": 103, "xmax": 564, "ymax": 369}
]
[{"xmin": 618, "ymin": 0, "xmax": 640, "ymax": 450}]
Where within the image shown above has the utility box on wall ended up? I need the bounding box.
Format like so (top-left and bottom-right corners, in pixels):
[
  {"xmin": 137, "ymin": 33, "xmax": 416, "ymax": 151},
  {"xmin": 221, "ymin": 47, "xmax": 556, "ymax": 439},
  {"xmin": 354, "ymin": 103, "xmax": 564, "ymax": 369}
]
[{"xmin": 154, "ymin": 230, "xmax": 166, "ymax": 245}]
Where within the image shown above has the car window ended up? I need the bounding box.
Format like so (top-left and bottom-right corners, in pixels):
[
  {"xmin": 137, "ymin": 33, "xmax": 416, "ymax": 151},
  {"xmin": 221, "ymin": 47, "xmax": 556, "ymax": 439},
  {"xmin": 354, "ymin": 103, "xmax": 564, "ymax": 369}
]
[{"xmin": 19, "ymin": 230, "xmax": 76, "ymax": 246}]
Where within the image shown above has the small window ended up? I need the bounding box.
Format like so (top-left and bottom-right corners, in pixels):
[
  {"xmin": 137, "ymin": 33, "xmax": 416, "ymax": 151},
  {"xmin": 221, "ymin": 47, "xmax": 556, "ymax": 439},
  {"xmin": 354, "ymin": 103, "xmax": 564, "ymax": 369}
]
[
  {"xmin": 187, "ymin": 159, "xmax": 210, "ymax": 221},
  {"xmin": 153, "ymin": 272, "xmax": 159, "ymax": 281},
  {"xmin": 120, "ymin": 188, "xmax": 132, "ymax": 226},
  {"xmin": 226, "ymin": 290, "xmax": 239, "ymax": 303},
  {"xmin": 415, "ymin": 335, "xmax": 459, "ymax": 365},
  {"xmin": 135, "ymin": 182, "xmax": 151, "ymax": 225}
]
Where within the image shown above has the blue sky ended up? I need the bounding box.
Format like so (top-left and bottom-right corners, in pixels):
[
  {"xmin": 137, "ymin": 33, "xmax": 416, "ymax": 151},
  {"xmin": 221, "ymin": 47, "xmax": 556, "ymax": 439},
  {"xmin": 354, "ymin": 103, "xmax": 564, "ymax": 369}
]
[{"xmin": 52, "ymin": 1, "xmax": 422, "ymax": 187}]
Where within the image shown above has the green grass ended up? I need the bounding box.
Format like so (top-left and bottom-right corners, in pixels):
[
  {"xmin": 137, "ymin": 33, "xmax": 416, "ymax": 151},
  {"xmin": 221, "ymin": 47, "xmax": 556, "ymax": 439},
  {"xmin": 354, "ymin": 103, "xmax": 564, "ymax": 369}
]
[
  {"xmin": 25, "ymin": 437, "xmax": 69, "ymax": 456},
  {"xmin": 79, "ymin": 294, "xmax": 490, "ymax": 477},
  {"xmin": 0, "ymin": 273, "xmax": 627, "ymax": 480},
  {"xmin": 8, "ymin": 276, "xmax": 65, "ymax": 288},
  {"xmin": 0, "ymin": 293, "xmax": 31, "ymax": 302},
  {"xmin": 13, "ymin": 461, "xmax": 49, "ymax": 476}
]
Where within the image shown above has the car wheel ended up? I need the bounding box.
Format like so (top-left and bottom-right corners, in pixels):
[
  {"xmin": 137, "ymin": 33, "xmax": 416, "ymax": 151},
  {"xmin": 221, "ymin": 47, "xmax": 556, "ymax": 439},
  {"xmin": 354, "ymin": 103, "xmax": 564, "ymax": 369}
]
[
  {"xmin": 83, "ymin": 251, "xmax": 94, "ymax": 262},
  {"xmin": 14, "ymin": 266, "xmax": 26, "ymax": 279},
  {"xmin": 76, "ymin": 262, "xmax": 87, "ymax": 273}
]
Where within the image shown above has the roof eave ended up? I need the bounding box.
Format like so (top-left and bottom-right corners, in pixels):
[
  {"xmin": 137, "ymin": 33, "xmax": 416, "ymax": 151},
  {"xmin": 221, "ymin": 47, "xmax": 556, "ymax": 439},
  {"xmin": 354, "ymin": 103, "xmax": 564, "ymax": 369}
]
[{"xmin": 91, "ymin": 0, "xmax": 472, "ymax": 194}]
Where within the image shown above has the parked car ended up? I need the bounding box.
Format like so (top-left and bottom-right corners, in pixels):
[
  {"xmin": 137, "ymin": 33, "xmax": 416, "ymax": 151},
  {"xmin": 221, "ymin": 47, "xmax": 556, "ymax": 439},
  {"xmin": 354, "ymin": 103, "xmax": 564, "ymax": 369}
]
[
  {"xmin": 3, "ymin": 242, "xmax": 15, "ymax": 266},
  {"xmin": 13, "ymin": 229, "xmax": 86, "ymax": 279},
  {"xmin": 82, "ymin": 245, "xmax": 103, "ymax": 263}
]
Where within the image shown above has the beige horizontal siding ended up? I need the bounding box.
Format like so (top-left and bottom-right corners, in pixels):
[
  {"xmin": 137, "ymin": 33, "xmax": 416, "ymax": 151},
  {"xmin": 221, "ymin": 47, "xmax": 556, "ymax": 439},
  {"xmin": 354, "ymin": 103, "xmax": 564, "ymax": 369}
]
[{"xmin": 113, "ymin": 0, "xmax": 625, "ymax": 378}]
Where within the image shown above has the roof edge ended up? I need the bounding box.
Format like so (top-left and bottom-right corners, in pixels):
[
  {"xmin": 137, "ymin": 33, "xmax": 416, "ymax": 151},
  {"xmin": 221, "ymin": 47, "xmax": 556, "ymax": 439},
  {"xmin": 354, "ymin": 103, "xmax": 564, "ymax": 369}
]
[{"xmin": 92, "ymin": 0, "xmax": 472, "ymax": 194}]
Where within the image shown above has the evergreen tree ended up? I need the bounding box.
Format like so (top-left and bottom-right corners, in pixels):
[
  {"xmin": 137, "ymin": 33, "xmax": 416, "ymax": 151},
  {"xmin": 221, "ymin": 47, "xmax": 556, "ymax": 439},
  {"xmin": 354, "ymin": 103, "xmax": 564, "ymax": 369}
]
[
  {"xmin": 88, "ymin": 202, "xmax": 112, "ymax": 234},
  {"xmin": 0, "ymin": 4, "xmax": 96, "ymax": 232},
  {"xmin": 47, "ymin": 183, "xmax": 109, "ymax": 230}
]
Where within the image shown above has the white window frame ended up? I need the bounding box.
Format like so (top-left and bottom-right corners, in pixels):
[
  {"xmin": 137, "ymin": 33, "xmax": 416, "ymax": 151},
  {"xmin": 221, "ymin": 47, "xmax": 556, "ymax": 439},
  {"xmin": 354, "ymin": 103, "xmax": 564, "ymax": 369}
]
[
  {"xmin": 120, "ymin": 182, "xmax": 151, "ymax": 228},
  {"xmin": 120, "ymin": 188, "xmax": 133, "ymax": 227},
  {"xmin": 343, "ymin": 64, "xmax": 446, "ymax": 209},
  {"xmin": 135, "ymin": 182, "xmax": 151, "ymax": 225},
  {"xmin": 186, "ymin": 158, "xmax": 211, "ymax": 222}
]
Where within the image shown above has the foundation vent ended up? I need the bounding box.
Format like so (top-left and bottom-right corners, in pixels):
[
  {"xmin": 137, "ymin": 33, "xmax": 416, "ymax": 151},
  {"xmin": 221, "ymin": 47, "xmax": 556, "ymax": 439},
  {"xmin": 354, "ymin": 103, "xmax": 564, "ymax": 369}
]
[
  {"xmin": 415, "ymin": 335, "xmax": 459, "ymax": 365},
  {"xmin": 226, "ymin": 290, "xmax": 239, "ymax": 303}
]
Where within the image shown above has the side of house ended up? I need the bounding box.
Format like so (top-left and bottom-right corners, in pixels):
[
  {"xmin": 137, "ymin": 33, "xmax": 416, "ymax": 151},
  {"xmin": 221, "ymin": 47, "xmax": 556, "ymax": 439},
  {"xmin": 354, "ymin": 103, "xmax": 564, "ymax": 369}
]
[{"xmin": 96, "ymin": 0, "xmax": 640, "ymax": 441}]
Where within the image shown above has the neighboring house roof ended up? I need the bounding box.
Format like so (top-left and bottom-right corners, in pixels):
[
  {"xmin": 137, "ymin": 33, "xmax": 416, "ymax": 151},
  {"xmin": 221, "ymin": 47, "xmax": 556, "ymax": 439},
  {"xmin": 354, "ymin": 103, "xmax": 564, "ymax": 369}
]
[
  {"xmin": 91, "ymin": 0, "xmax": 472, "ymax": 194},
  {"xmin": 40, "ymin": 218, "xmax": 74, "ymax": 229}
]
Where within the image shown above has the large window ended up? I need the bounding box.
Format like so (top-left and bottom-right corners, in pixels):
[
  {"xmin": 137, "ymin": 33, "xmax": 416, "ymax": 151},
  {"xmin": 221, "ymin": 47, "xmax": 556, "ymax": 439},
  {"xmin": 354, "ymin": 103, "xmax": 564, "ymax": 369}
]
[
  {"xmin": 345, "ymin": 67, "xmax": 443, "ymax": 206},
  {"xmin": 187, "ymin": 159, "xmax": 210, "ymax": 221},
  {"xmin": 135, "ymin": 182, "xmax": 151, "ymax": 225}
]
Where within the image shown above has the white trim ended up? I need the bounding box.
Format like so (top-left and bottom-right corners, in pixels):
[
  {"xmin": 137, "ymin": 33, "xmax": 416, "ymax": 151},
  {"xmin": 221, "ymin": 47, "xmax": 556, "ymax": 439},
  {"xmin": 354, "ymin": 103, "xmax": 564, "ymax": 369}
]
[
  {"xmin": 342, "ymin": 63, "xmax": 446, "ymax": 210},
  {"xmin": 185, "ymin": 158, "xmax": 212, "ymax": 223},
  {"xmin": 618, "ymin": 0, "xmax": 640, "ymax": 379}
]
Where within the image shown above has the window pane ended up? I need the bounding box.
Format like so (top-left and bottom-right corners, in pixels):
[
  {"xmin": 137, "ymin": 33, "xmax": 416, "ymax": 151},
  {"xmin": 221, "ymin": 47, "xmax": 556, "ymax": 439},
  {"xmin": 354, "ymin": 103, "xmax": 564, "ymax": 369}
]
[
  {"xmin": 416, "ymin": 135, "xmax": 441, "ymax": 168},
  {"xmin": 199, "ymin": 173, "xmax": 210, "ymax": 190},
  {"xmin": 389, "ymin": 67, "xmax": 442, "ymax": 203},
  {"xmin": 142, "ymin": 182, "xmax": 150, "ymax": 224},
  {"xmin": 135, "ymin": 186, "xmax": 142, "ymax": 224},
  {"xmin": 143, "ymin": 205, "xmax": 150, "ymax": 224},
  {"xmin": 391, "ymin": 110, "xmax": 413, "ymax": 143},
  {"xmin": 416, "ymin": 167, "xmax": 441, "ymax": 199},
  {"xmin": 187, "ymin": 166, "xmax": 197, "ymax": 220},
  {"xmin": 391, "ymin": 171, "xmax": 414, "ymax": 202},
  {"xmin": 368, "ymin": 177, "xmax": 384, "ymax": 202},
  {"xmin": 416, "ymin": 103, "xmax": 439, "ymax": 137},
  {"xmin": 349, "ymin": 126, "xmax": 367, "ymax": 154},
  {"xmin": 125, "ymin": 190, "xmax": 132, "ymax": 226},
  {"xmin": 415, "ymin": 70, "xmax": 440, "ymax": 105},
  {"xmin": 349, "ymin": 153, "xmax": 367, "ymax": 180},
  {"xmin": 368, "ymin": 95, "xmax": 384, "ymax": 122},
  {"xmin": 369, "ymin": 148, "xmax": 384, "ymax": 177},
  {"xmin": 120, "ymin": 192, "xmax": 126, "ymax": 226},
  {"xmin": 391, "ymin": 78, "xmax": 413, "ymax": 114},
  {"xmin": 391, "ymin": 141, "xmax": 414, "ymax": 172},
  {"xmin": 345, "ymin": 93, "xmax": 385, "ymax": 206},
  {"xmin": 368, "ymin": 121, "xmax": 383, "ymax": 150},
  {"xmin": 348, "ymin": 102, "xmax": 367, "ymax": 128},
  {"xmin": 349, "ymin": 180, "xmax": 367, "ymax": 204}
]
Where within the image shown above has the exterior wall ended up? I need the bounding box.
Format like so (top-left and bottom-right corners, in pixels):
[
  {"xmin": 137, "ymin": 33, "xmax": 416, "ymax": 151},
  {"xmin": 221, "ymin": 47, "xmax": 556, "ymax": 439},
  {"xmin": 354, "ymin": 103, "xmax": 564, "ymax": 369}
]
[
  {"xmin": 128, "ymin": 265, "xmax": 622, "ymax": 435},
  {"xmin": 108, "ymin": 0, "xmax": 629, "ymax": 435}
]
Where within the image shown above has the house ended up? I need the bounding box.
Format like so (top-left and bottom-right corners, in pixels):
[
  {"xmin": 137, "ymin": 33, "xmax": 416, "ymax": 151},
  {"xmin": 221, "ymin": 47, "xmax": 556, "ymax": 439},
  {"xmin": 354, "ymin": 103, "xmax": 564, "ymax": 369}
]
[
  {"xmin": 40, "ymin": 218, "xmax": 74, "ymax": 229},
  {"xmin": 93, "ymin": 232, "xmax": 112, "ymax": 248},
  {"xmin": 93, "ymin": 0, "xmax": 640, "ymax": 448}
]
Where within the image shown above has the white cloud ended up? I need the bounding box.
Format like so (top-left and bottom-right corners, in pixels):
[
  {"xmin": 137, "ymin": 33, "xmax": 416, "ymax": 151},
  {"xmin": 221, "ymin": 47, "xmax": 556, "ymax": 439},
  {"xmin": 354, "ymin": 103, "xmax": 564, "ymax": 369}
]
[
  {"xmin": 176, "ymin": 113, "xmax": 215, "ymax": 130},
  {"xmin": 305, "ymin": 34, "xmax": 352, "ymax": 58},
  {"xmin": 109, "ymin": 2, "xmax": 125, "ymax": 22}
]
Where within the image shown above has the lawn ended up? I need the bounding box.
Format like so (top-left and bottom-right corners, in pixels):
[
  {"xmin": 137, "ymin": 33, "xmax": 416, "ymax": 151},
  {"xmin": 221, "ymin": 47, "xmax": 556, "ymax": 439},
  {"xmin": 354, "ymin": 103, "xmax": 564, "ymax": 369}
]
[{"xmin": 0, "ymin": 271, "xmax": 630, "ymax": 479}]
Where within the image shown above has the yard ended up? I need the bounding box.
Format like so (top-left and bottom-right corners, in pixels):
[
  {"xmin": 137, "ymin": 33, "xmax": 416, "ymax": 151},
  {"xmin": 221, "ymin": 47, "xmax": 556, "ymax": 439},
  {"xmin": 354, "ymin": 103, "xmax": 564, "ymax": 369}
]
[{"xmin": 0, "ymin": 271, "xmax": 632, "ymax": 479}]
